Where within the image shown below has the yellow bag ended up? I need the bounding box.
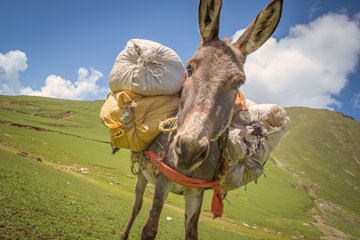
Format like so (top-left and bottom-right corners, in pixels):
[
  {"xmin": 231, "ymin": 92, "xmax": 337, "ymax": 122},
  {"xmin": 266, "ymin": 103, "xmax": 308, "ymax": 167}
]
[{"xmin": 100, "ymin": 91, "xmax": 179, "ymax": 151}]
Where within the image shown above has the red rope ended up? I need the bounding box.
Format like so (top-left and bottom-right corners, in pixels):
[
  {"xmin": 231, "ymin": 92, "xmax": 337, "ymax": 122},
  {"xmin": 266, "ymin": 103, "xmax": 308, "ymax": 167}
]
[{"xmin": 145, "ymin": 151, "xmax": 223, "ymax": 219}]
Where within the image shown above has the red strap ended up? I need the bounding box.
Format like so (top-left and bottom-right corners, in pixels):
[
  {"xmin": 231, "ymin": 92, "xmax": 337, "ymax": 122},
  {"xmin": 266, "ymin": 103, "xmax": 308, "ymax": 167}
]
[{"xmin": 145, "ymin": 151, "xmax": 223, "ymax": 219}]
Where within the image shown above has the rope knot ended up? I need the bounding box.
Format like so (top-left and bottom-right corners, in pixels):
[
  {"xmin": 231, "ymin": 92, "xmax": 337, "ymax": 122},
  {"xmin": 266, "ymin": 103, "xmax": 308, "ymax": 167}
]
[{"xmin": 159, "ymin": 117, "xmax": 178, "ymax": 132}]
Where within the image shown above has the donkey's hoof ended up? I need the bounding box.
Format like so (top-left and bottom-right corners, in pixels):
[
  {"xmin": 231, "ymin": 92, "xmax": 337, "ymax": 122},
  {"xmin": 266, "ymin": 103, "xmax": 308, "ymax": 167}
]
[
  {"xmin": 120, "ymin": 233, "xmax": 128, "ymax": 240},
  {"xmin": 141, "ymin": 229, "xmax": 157, "ymax": 240}
]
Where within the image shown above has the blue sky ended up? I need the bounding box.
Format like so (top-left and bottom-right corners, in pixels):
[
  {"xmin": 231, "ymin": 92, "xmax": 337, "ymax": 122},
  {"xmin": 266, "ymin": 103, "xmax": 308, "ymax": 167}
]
[{"xmin": 1, "ymin": 0, "xmax": 360, "ymax": 120}]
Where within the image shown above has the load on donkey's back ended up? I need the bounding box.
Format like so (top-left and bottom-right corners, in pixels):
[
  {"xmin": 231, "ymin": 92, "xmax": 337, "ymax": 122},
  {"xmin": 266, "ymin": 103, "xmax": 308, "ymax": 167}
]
[{"xmin": 99, "ymin": 37, "xmax": 288, "ymax": 203}]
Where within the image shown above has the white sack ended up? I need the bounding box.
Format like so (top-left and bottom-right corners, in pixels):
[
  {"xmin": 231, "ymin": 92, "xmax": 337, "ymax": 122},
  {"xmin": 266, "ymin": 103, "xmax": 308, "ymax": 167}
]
[
  {"xmin": 228, "ymin": 103, "xmax": 287, "ymax": 161},
  {"xmin": 109, "ymin": 39, "xmax": 185, "ymax": 96},
  {"xmin": 223, "ymin": 103, "xmax": 288, "ymax": 190},
  {"xmin": 248, "ymin": 103, "xmax": 288, "ymax": 135}
]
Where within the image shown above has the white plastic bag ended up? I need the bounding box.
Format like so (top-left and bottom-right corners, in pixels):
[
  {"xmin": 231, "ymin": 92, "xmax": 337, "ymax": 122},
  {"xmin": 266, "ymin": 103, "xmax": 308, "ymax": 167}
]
[{"xmin": 109, "ymin": 39, "xmax": 185, "ymax": 96}]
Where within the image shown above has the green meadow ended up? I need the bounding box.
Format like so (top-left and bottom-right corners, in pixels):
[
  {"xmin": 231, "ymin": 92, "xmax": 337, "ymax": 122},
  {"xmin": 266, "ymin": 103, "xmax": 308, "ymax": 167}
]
[{"xmin": 0, "ymin": 95, "xmax": 359, "ymax": 239}]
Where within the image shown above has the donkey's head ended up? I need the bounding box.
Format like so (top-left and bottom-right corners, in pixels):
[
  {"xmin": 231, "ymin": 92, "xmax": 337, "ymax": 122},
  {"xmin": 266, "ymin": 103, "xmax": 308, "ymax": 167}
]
[{"xmin": 173, "ymin": 0, "xmax": 283, "ymax": 171}]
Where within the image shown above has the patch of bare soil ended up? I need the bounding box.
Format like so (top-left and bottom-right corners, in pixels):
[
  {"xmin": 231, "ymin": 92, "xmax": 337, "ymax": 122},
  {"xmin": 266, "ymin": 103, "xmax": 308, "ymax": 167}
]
[
  {"xmin": 0, "ymin": 107, "xmax": 26, "ymax": 114},
  {"xmin": 46, "ymin": 163, "xmax": 90, "ymax": 174},
  {"xmin": 309, "ymin": 198, "xmax": 359, "ymax": 240},
  {"xmin": 0, "ymin": 120, "xmax": 110, "ymax": 144},
  {"xmin": 300, "ymin": 179, "xmax": 358, "ymax": 239},
  {"xmin": 2, "ymin": 101, "xmax": 23, "ymax": 106},
  {"xmin": 274, "ymin": 161, "xmax": 358, "ymax": 239},
  {"xmin": 0, "ymin": 141, "xmax": 13, "ymax": 148},
  {"xmin": 46, "ymin": 163, "xmax": 99, "ymax": 184},
  {"xmin": 1, "ymin": 106, "xmax": 42, "ymax": 117},
  {"xmin": 50, "ymin": 111, "xmax": 74, "ymax": 119},
  {"xmin": 0, "ymin": 120, "xmax": 53, "ymax": 132},
  {"xmin": 17, "ymin": 151, "xmax": 42, "ymax": 162},
  {"xmin": 312, "ymin": 215, "xmax": 349, "ymax": 240}
]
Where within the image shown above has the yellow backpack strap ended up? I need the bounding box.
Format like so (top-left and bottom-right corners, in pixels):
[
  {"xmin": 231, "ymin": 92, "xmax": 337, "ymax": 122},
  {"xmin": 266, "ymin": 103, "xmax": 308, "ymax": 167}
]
[{"xmin": 117, "ymin": 91, "xmax": 138, "ymax": 108}]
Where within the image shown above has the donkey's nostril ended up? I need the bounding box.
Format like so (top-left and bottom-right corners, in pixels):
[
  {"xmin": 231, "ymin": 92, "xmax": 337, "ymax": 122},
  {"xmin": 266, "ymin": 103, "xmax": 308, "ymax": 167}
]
[
  {"xmin": 176, "ymin": 136, "xmax": 180, "ymax": 149},
  {"xmin": 174, "ymin": 136, "xmax": 183, "ymax": 157},
  {"xmin": 196, "ymin": 138, "xmax": 210, "ymax": 160},
  {"xmin": 197, "ymin": 144, "xmax": 209, "ymax": 160},
  {"xmin": 174, "ymin": 135, "xmax": 209, "ymax": 171}
]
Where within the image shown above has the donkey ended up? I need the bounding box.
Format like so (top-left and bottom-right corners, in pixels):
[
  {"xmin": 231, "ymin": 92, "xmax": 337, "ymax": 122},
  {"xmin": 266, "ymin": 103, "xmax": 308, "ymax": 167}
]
[{"xmin": 120, "ymin": 0, "xmax": 283, "ymax": 239}]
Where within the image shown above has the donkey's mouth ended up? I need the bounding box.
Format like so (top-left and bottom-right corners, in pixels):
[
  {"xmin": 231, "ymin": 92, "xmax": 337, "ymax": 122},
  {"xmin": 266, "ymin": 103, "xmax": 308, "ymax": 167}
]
[
  {"xmin": 174, "ymin": 154, "xmax": 205, "ymax": 172},
  {"xmin": 188, "ymin": 159, "xmax": 205, "ymax": 171},
  {"xmin": 173, "ymin": 138, "xmax": 209, "ymax": 172},
  {"xmin": 170, "ymin": 130, "xmax": 211, "ymax": 172}
]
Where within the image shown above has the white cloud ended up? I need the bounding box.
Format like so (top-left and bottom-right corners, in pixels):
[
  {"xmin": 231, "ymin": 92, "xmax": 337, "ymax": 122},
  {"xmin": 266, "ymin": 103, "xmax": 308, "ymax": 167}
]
[
  {"xmin": 0, "ymin": 50, "xmax": 28, "ymax": 95},
  {"xmin": 232, "ymin": 13, "xmax": 360, "ymax": 109},
  {"xmin": 0, "ymin": 50, "xmax": 108, "ymax": 100},
  {"xmin": 21, "ymin": 67, "xmax": 109, "ymax": 100},
  {"xmin": 353, "ymin": 92, "xmax": 360, "ymax": 109}
]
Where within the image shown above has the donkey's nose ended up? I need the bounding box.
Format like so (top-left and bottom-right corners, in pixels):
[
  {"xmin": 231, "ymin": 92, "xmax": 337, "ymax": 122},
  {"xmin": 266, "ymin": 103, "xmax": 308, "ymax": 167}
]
[
  {"xmin": 174, "ymin": 135, "xmax": 210, "ymax": 171},
  {"xmin": 174, "ymin": 135, "xmax": 185, "ymax": 159}
]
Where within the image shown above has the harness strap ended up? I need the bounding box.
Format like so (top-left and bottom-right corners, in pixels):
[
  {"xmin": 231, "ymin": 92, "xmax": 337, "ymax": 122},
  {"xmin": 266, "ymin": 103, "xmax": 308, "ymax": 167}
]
[
  {"xmin": 145, "ymin": 151, "xmax": 223, "ymax": 219},
  {"xmin": 210, "ymin": 111, "xmax": 233, "ymax": 142}
]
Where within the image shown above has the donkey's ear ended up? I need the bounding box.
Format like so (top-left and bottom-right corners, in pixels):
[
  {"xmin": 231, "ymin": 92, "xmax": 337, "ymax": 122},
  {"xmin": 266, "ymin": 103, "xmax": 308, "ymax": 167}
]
[
  {"xmin": 198, "ymin": 0, "xmax": 223, "ymax": 43},
  {"xmin": 234, "ymin": 0, "xmax": 283, "ymax": 56}
]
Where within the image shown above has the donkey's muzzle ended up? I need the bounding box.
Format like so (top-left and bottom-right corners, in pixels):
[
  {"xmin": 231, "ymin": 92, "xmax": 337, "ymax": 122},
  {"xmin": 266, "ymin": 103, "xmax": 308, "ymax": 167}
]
[{"xmin": 174, "ymin": 135, "xmax": 210, "ymax": 171}]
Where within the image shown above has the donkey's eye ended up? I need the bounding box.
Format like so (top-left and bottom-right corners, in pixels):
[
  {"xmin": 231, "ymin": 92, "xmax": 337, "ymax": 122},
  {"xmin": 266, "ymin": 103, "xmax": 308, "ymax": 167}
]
[
  {"xmin": 186, "ymin": 65, "xmax": 193, "ymax": 77},
  {"xmin": 233, "ymin": 80, "xmax": 242, "ymax": 90}
]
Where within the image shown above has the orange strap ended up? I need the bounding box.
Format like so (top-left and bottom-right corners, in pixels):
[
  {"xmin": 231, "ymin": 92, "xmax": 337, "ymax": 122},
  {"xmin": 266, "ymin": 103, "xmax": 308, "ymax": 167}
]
[
  {"xmin": 233, "ymin": 90, "xmax": 248, "ymax": 112},
  {"xmin": 145, "ymin": 151, "xmax": 223, "ymax": 219}
]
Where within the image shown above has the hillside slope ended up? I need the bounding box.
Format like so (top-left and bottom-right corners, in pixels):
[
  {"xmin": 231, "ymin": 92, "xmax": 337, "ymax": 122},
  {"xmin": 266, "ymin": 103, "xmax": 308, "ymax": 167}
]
[
  {"xmin": 0, "ymin": 95, "xmax": 359, "ymax": 239},
  {"xmin": 270, "ymin": 107, "xmax": 360, "ymax": 239}
]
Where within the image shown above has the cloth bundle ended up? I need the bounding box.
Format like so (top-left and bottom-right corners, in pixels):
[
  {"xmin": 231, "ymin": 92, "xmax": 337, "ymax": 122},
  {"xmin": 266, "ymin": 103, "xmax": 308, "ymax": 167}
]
[
  {"xmin": 100, "ymin": 91, "xmax": 179, "ymax": 152},
  {"xmin": 102, "ymin": 38, "xmax": 287, "ymax": 189},
  {"xmin": 223, "ymin": 100, "xmax": 288, "ymax": 190},
  {"xmin": 109, "ymin": 39, "xmax": 185, "ymax": 96},
  {"xmin": 101, "ymin": 39, "xmax": 185, "ymax": 151}
]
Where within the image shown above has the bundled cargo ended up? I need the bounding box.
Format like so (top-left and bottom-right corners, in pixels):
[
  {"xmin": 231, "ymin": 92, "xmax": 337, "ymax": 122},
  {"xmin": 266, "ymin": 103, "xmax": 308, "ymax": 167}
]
[
  {"xmin": 101, "ymin": 39, "xmax": 185, "ymax": 152},
  {"xmin": 109, "ymin": 39, "xmax": 186, "ymax": 96},
  {"xmin": 100, "ymin": 91, "xmax": 179, "ymax": 152},
  {"xmin": 223, "ymin": 100, "xmax": 288, "ymax": 190},
  {"xmin": 102, "ymin": 38, "xmax": 286, "ymax": 192}
]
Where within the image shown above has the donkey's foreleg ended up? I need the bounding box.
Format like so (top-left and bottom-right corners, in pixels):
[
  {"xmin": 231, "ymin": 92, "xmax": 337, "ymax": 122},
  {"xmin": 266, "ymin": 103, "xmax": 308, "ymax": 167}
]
[
  {"xmin": 184, "ymin": 188, "xmax": 204, "ymax": 240},
  {"xmin": 141, "ymin": 174, "xmax": 170, "ymax": 240},
  {"xmin": 120, "ymin": 171, "xmax": 148, "ymax": 240}
]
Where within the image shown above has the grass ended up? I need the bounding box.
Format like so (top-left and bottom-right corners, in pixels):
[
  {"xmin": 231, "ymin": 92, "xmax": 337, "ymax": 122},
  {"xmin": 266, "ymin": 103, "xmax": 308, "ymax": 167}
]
[
  {"xmin": 0, "ymin": 149, "xmax": 131, "ymax": 240},
  {"xmin": 0, "ymin": 95, "xmax": 360, "ymax": 239}
]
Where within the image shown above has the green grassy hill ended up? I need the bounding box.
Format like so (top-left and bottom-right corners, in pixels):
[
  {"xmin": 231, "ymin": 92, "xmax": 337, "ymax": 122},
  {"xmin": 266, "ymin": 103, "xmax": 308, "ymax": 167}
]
[{"xmin": 0, "ymin": 95, "xmax": 359, "ymax": 240}]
